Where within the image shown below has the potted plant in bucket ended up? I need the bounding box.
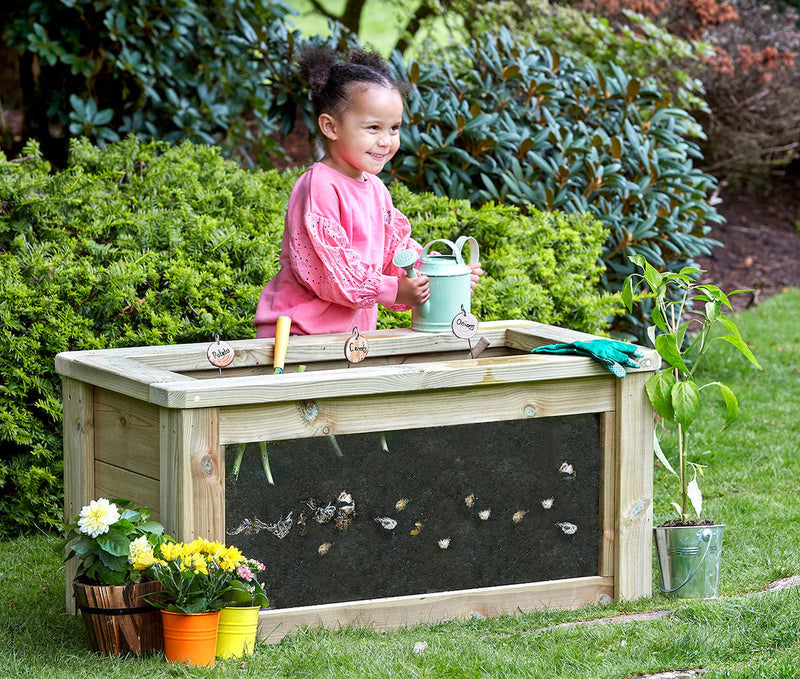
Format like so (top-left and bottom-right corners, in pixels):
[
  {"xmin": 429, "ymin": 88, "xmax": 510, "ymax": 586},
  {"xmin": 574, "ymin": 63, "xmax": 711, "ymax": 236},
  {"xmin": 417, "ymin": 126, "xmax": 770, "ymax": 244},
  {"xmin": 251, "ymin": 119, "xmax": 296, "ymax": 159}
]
[
  {"xmin": 622, "ymin": 254, "xmax": 762, "ymax": 598},
  {"xmin": 64, "ymin": 497, "xmax": 172, "ymax": 655},
  {"xmin": 215, "ymin": 558, "xmax": 269, "ymax": 659},
  {"xmin": 142, "ymin": 538, "xmax": 252, "ymax": 667}
]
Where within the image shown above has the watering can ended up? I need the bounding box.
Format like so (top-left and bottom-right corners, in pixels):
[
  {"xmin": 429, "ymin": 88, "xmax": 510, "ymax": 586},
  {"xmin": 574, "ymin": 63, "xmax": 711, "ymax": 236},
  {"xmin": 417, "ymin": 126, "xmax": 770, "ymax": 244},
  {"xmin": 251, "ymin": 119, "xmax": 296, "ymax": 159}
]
[{"xmin": 393, "ymin": 236, "xmax": 480, "ymax": 333}]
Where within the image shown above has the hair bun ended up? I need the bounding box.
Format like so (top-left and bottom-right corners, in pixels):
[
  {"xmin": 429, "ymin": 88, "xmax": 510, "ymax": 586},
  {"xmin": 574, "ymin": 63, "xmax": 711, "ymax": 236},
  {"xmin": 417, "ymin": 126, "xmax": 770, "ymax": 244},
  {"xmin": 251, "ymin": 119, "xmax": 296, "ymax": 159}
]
[
  {"xmin": 348, "ymin": 49, "xmax": 389, "ymax": 74},
  {"xmin": 297, "ymin": 46, "xmax": 339, "ymax": 98}
]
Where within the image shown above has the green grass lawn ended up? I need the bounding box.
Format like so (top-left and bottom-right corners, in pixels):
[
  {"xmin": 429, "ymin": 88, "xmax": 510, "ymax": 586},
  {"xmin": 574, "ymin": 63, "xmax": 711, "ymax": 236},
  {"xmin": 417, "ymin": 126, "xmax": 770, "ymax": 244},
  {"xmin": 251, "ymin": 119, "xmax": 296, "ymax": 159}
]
[{"xmin": 2, "ymin": 289, "xmax": 799, "ymax": 678}]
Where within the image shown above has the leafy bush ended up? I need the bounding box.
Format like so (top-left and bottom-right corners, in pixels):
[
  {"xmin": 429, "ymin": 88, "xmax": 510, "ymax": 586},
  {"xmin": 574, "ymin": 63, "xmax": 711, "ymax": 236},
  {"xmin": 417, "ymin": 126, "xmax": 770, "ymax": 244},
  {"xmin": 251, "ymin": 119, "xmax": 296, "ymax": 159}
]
[
  {"xmin": 418, "ymin": 0, "xmax": 713, "ymax": 112},
  {"xmin": 387, "ymin": 29, "xmax": 722, "ymax": 332},
  {"xmin": 387, "ymin": 183, "xmax": 614, "ymax": 332},
  {"xmin": 693, "ymin": 0, "xmax": 800, "ymax": 186},
  {"xmin": 1, "ymin": 0, "xmax": 297, "ymax": 167},
  {"xmin": 575, "ymin": 0, "xmax": 800, "ymax": 185},
  {"xmin": 0, "ymin": 137, "xmax": 610, "ymax": 535}
]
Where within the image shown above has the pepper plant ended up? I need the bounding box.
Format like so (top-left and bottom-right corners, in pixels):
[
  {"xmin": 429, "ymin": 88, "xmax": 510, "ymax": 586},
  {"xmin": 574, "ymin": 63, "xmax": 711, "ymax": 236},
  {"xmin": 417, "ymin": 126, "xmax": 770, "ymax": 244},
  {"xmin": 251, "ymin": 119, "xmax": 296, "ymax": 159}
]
[{"xmin": 622, "ymin": 254, "xmax": 762, "ymax": 522}]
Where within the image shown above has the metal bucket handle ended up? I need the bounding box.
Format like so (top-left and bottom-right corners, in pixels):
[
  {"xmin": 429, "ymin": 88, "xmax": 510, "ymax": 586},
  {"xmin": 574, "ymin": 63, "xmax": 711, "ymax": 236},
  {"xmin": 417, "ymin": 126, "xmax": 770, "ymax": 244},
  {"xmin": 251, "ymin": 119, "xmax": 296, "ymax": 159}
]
[{"xmin": 657, "ymin": 527, "xmax": 714, "ymax": 594}]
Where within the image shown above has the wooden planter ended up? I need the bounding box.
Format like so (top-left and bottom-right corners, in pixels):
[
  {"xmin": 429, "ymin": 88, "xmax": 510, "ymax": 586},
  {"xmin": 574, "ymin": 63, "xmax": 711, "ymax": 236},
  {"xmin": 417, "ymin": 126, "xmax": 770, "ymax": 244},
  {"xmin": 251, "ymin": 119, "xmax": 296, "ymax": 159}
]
[
  {"xmin": 58, "ymin": 320, "xmax": 658, "ymax": 642},
  {"xmin": 72, "ymin": 578, "xmax": 163, "ymax": 655}
]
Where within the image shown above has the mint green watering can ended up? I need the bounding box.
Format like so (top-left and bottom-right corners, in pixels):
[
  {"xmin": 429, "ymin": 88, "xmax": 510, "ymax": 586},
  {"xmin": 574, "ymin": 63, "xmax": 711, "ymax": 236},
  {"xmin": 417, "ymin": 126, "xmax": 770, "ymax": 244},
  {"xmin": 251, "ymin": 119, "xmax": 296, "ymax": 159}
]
[{"xmin": 393, "ymin": 236, "xmax": 480, "ymax": 333}]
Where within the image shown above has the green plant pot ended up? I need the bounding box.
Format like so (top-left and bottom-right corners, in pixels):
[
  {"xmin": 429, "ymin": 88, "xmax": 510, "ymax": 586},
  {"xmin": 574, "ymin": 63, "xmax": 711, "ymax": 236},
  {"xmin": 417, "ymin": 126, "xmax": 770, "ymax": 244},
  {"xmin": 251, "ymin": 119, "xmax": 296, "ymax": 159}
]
[{"xmin": 653, "ymin": 524, "xmax": 725, "ymax": 599}]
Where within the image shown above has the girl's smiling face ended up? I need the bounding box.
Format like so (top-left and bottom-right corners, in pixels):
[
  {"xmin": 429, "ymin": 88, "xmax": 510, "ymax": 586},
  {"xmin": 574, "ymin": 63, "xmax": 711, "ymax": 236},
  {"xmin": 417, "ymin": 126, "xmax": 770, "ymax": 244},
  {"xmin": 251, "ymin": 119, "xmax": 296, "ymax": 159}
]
[{"xmin": 318, "ymin": 84, "xmax": 403, "ymax": 180}]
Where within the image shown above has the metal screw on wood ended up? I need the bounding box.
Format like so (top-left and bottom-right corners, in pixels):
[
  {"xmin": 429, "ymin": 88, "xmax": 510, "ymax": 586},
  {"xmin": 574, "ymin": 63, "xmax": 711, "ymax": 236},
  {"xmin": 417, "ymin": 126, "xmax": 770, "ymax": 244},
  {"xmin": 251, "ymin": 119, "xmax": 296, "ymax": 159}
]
[{"xmin": 524, "ymin": 406, "xmax": 537, "ymax": 417}]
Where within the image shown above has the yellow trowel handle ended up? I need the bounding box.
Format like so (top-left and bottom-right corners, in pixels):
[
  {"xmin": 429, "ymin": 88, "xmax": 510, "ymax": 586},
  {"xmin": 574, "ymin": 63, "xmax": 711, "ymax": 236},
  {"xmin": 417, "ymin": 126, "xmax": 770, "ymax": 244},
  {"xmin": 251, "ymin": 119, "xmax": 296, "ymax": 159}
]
[{"xmin": 273, "ymin": 315, "xmax": 291, "ymax": 374}]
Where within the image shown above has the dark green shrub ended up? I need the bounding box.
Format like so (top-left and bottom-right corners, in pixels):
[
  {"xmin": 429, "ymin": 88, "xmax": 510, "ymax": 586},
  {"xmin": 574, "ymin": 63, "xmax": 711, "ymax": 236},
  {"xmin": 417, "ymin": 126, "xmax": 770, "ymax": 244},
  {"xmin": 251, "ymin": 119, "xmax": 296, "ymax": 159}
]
[
  {"xmin": 0, "ymin": 137, "xmax": 610, "ymax": 535},
  {"xmin": 387, "ymin": 29, "xmax": 722, "ymax": 333},
  {"xmin": 1, "ymin": 0, "xmax": 297, "ymax": 167},
  {"xmin": 387, "ymin": 184, "xmax": 613, "ymax": 333},
  {"xmin": 412, "ymin": 0, "xmax": 713, "ymax": 113}
]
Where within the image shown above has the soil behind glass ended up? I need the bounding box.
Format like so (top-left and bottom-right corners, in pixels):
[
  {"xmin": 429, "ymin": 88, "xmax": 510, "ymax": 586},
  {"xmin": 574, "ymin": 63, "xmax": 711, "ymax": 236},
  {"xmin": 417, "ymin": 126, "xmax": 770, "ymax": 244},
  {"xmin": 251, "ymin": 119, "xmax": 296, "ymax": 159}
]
[{"xmin": 225, "ymin": 416, "xmax": 602, "ymax": 609}]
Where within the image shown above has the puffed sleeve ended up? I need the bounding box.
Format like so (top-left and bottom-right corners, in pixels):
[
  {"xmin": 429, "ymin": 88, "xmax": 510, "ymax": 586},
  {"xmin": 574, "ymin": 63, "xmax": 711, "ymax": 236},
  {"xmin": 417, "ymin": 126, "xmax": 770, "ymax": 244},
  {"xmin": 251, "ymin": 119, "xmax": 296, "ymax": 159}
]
[
  {"xmin": 288, "ymin": 212, "xmax": 398, "ymax": 308},
  {"xmin": 382, "ymin": 206, "xmax": 424, "ymax": 311}
]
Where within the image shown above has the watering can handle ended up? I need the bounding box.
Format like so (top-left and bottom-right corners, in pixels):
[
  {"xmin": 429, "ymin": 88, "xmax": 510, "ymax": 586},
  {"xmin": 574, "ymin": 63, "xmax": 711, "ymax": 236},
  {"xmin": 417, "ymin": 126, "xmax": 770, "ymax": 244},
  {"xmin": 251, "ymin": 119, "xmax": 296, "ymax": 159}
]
[
  {"xmin": 420, "ymin": 238, "xmax": 457, "ymax": 261},
  {"xmin": 419, "ymin": 237, "xmax": 480, "ymax": 266},
  {"xmin": 454, "ymin": 236, "xmax": 480, "ymax": 266},
  {"xmin": 657, "ymin": 528, "xmax": 714, "ymax": 594}
]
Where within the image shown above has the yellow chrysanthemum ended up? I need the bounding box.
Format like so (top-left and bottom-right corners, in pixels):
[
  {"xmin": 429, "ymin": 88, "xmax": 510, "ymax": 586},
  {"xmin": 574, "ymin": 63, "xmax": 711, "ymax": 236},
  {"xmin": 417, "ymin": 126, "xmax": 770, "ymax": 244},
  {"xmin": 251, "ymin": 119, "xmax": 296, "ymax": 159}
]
[
  {"xmin": 128, "ymin": 535, "xmax": 156, "ymax": 570},
  {"xmin": 158, "ymin": 541, "xmax": 184, "ymax": 562},
  {"xmin": 190, "ymin": 552, "xmax": 208, "ymax": 575}
]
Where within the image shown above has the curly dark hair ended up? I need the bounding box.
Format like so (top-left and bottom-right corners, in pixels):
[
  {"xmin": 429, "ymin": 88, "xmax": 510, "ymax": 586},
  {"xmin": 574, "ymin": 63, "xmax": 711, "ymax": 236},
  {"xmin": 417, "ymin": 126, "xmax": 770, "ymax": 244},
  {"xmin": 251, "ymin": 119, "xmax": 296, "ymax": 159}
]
[{"xmin": 297, "ymin": 46, "xmax": 402, "ymax": 117}]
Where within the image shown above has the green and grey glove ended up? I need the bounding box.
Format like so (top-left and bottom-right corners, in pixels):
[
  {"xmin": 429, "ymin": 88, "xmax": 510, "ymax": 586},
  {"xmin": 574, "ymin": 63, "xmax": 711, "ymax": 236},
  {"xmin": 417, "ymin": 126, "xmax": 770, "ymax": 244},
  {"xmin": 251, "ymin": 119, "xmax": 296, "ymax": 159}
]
[{"xmin": 530, "ymin": 339, "xmax": 643, "ymax": 378}]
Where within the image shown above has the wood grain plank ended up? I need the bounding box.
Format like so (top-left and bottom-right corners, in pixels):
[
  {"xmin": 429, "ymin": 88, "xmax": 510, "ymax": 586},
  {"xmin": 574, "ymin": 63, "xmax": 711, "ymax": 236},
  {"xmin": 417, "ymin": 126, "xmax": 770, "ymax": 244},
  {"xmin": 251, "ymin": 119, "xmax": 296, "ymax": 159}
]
[
  {"xmin": 614, "ymin": 371, "xmax": 654, "ymax": 600},
  {"xmin": 218, "ymin": 377, "xmax": 615, "ymax": 444},
  {"xmin": 93, "ymin": 388, "xmax": 160, "ymax": 479},
  {"xmin": 159, "ymin": 408, "xmax": 225, "ymax": 542},
  {"xmin": 152, "ymin": 354, "xmax": 620, "ymax": 410},
  {"xmin": 256, "ymin": 576, "xmax": 614, "ymax": 643},
  {"xmin": 94, "ymin": 461, "xmax": 160, "ymax": 521},
  {"xmin": 62, "ymin": 376, "xmax": 95, "ymax": 614}
]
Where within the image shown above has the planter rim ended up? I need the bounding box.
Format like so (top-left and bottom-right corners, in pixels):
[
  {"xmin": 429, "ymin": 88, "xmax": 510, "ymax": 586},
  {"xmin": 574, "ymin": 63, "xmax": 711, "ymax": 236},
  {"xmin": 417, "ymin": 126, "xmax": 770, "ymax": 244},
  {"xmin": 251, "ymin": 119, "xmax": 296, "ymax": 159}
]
[
  {"xmin": 160, "ymin": 609, "xmax": 222, "ymax": 617},
  {"xmin": 653, "ymin": 523, "xmax": 725, "ymax": 530}
]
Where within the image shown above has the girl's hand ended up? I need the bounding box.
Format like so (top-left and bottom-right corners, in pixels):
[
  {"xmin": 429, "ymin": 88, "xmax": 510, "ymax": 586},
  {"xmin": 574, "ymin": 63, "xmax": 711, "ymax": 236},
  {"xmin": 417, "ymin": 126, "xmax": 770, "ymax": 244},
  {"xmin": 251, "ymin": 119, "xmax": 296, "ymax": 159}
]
[
  {"xmin": 469, "ymin": 263, "xmax": 483, "ymax": 292},
  {"xmin": 396, "ymin": 274, "xmax": 430, "ymax": 307}
]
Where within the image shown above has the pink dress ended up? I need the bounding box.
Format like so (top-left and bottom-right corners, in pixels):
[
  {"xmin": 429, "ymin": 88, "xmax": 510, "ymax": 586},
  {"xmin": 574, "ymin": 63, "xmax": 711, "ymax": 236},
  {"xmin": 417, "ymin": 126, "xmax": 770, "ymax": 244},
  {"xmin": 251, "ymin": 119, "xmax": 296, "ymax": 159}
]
[{"xmin": 254, "ymin": 162, "xmax": 422, "ymax": 337}]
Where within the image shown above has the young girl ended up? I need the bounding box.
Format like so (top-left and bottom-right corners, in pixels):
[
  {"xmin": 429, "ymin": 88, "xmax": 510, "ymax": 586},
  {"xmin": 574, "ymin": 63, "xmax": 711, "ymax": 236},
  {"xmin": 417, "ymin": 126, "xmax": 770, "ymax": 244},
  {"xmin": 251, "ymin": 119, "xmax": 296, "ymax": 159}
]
[{"xmin": 254, "ymin": 47, "xmax": 481, "ymax": 337}]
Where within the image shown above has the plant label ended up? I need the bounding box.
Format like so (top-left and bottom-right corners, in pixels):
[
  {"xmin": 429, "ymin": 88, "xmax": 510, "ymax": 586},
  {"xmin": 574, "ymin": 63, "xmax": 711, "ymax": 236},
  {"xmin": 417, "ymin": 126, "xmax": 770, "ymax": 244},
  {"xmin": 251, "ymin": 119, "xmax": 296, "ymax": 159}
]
[
  {"xmin": 207, "ymin": 338, "xmax": 235, "ymax": 368},
  {"xmin": 344, "ymin": 327, "xmax": 369, "ymax": 364}
]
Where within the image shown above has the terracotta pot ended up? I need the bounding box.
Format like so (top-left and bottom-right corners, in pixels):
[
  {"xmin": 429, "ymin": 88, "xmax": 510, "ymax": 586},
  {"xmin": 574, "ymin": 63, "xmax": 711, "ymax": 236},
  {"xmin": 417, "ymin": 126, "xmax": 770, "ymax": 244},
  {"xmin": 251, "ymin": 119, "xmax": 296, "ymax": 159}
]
[
  {"xmin": 215, "ymin": 606, "xmax": 260, "ymax": 659},
  {"xmin": 160, "ymin": 609, "xmax": 221, "ymax": 667},
  {"xmin": 72, "ymin": 578, "xmax": 163, "ymax": 656}
]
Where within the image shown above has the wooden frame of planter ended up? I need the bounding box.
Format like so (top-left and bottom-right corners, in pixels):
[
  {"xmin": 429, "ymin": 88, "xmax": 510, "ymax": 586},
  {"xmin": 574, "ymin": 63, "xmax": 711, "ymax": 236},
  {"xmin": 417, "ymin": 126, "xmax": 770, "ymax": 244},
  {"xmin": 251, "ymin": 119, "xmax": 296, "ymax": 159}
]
[{"xmin": 58, "ymin": 320, "xmax": 658, "ymax": 642}]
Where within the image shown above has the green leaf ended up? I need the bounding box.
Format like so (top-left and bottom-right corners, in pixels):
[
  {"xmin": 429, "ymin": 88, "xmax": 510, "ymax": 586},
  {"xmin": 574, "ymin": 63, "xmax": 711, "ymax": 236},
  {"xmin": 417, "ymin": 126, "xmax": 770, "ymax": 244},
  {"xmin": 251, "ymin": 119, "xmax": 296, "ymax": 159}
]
[
  {"xmin": 717, "ymin": 318, "xmax": 762, "ymax": 370},
  {"xmin": 686, "ymin": 469, "xmax": 703, "ymax": 518},
  {"xmin": 646, "ymin": 370, "xmax": 675, "ymax": 421},
  {"xmin": 621, "ymin": 276, "xmax": 634, "ymax": 312},
  {"xmin": 653, "ymin": 432, "xmax": 678, "ymax": 477},
  {"xmin": 651, "ymin": 304, "xmax": 666, "ymax": 332},
  {"xmin": 654, "ymin": 333, "xmax": 690, "ymax": 374},
  {"xmin": 98, "ymin": 549, "xmax": 128, "ymax": 572},
  {"xmin": 701, "ymin": 381, "xmax": 739, "ymax": 430},
  {"xmin": 672, "ymin": 380, "xmax": 700, "ymax": 427},
  {"xmin": 138, "ymin": 521, "xmax": 164, "ymax": 535},
  {"xmin": 96, "ymin": 529, "xmax": 130, "ymax": 557}
]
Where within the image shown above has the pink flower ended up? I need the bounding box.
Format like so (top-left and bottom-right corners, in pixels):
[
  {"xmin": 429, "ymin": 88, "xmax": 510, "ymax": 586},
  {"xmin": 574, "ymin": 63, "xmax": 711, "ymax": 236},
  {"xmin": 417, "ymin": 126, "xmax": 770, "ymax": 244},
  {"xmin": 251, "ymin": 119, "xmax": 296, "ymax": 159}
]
[{"xmin": 237, "ymin": 566, "xmax": 254, "ymax": 581}]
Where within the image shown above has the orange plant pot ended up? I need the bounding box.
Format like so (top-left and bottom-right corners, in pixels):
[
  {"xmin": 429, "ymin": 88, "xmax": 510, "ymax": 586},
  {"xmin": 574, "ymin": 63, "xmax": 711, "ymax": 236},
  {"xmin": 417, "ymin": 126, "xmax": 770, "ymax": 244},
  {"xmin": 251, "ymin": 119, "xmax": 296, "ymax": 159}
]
[{"xmin": 160, "ymin": 610, "xmax": 220, "ymax": 667}]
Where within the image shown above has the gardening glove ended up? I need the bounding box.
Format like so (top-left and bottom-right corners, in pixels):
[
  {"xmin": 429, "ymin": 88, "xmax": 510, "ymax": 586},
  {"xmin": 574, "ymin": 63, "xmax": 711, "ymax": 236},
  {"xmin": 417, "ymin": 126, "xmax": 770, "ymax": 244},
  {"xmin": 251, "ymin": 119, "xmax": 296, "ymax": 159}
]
[{"xmin": 531, "ymin": 339, "xmax": 643, "ymax": 378}]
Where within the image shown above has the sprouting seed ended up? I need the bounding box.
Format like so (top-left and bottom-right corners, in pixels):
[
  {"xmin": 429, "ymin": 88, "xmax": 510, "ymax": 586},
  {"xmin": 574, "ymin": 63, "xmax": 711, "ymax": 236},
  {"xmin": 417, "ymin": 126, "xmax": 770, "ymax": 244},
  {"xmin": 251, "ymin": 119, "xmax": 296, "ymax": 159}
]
[
  {"xmin": 465, "ymin": 494, "xmax": 476, "ymax": 507},
  {"xmin": 512, "ymin": 510, "xmax": 526, "ymax": 523},
  {"xmin": 318, "ymin": 542, "xmax": 332, "ymax": 555},
  {"xmin": 478, "ymin": 509, "xmax": 491, "ymax": 521},
  {"xmin": 438, "ymin": 538, "xmax": 451, "ymax": 549},
  {"xmin": 541, "ymin": 498, "xmax": 554, "ymax": 510},
  {"xmin": 557, "ymin": 521, "xmax": 578, "ymax": 535},
  {"xmin": 395, "ymin": 498, "xmax": 409, "ymax": 511}
]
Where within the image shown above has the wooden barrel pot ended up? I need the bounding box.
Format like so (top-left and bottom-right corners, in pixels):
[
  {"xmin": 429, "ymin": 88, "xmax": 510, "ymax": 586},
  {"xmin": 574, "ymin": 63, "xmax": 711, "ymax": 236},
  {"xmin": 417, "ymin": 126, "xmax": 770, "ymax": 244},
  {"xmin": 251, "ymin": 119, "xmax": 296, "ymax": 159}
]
[{"xmin": 72, "ymin": 578, "xmax": 164, "ymax": 656}]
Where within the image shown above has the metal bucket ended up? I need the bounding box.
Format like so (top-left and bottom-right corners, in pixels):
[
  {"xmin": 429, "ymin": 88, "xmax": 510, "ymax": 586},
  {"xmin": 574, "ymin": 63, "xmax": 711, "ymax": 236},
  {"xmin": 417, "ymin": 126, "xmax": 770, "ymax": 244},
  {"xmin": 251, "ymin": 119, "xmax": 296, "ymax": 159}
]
[{"xmin": 653, "ymin": 524, "xmax": 725, "ymax": 599}]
